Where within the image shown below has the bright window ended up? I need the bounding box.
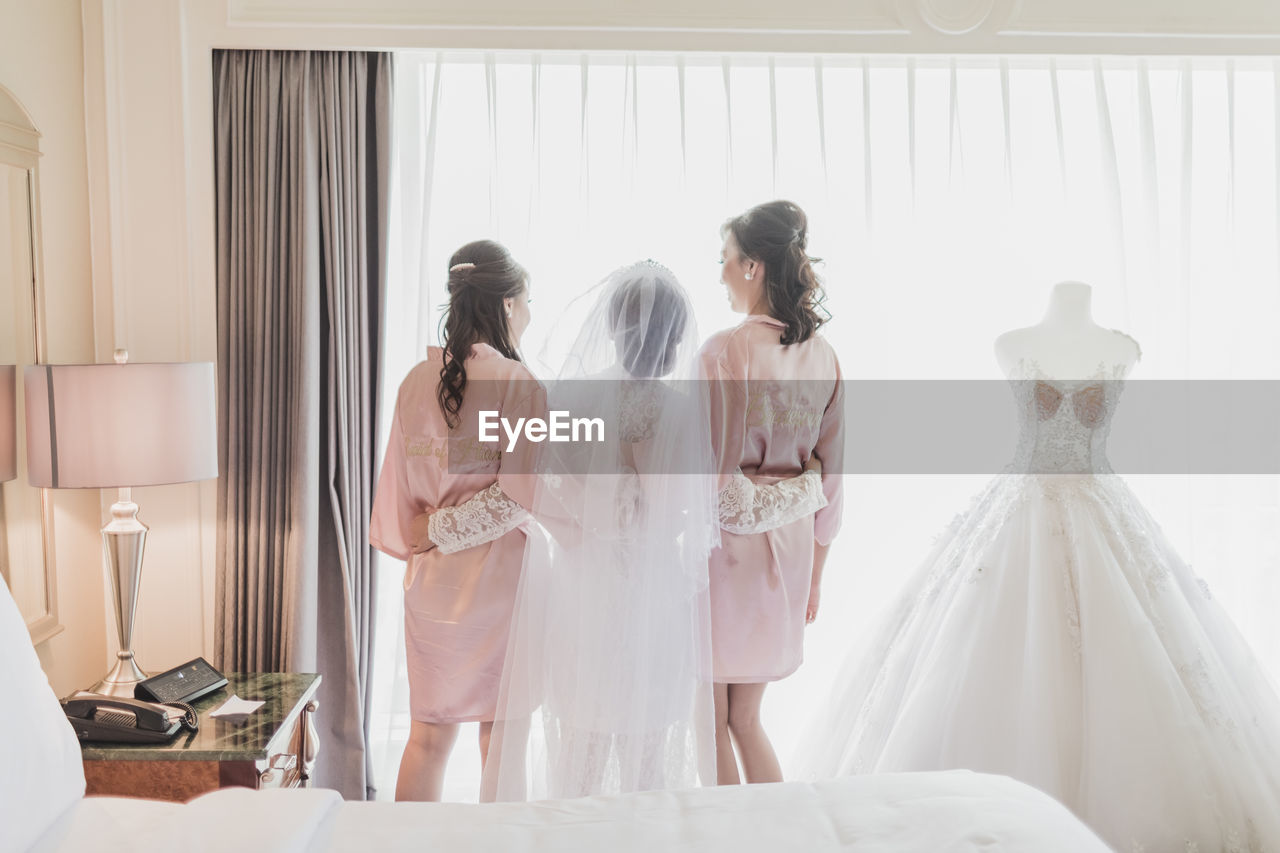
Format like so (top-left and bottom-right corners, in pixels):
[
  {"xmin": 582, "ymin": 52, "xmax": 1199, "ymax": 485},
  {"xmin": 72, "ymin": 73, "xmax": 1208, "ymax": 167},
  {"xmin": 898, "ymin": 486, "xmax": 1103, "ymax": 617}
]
[{"xmin": 371, "ymin": 51, "xmax": 1280, "ymax": 800}]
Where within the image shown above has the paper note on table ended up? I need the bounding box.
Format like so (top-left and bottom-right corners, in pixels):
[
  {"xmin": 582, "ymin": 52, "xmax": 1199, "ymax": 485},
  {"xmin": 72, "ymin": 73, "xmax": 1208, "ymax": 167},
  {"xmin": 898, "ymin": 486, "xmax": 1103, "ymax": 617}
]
[{"xmin": 209, "ymin": 694, "xmax": 265, "ymax": 724}]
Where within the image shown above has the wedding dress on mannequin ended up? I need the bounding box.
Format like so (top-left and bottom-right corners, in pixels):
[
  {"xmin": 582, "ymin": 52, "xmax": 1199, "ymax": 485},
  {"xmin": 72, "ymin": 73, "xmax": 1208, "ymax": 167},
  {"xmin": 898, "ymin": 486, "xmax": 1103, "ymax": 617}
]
[{"xmin": 794, "ymin": 282, "xmax": 1280, "ymax": 852}]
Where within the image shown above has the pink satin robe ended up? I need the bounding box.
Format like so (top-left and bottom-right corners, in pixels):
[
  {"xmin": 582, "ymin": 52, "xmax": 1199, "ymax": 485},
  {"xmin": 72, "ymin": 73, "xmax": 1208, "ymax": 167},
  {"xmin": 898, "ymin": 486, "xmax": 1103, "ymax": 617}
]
[
  {"xmin": 370, "ymin": 344, "xmax": 543, "ymax": 723},
  {"xmin": 699, "ymin": 315, "xmax": 844, "ymax": 683}
]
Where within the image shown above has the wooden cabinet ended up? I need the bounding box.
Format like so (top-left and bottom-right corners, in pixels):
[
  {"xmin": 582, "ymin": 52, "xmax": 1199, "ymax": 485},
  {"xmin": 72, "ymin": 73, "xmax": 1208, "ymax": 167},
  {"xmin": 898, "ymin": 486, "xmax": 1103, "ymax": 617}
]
[{"xmin": 81, "ymin": 673, "xmax": 321, "ymax": 802}]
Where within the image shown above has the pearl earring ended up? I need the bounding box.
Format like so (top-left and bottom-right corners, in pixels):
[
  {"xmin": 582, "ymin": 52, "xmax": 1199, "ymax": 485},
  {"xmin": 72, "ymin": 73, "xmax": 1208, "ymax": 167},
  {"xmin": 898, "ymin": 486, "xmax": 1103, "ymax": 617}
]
[{"xmin": 744, "ymin": 272, "xmax": 753, "ymax": 280}]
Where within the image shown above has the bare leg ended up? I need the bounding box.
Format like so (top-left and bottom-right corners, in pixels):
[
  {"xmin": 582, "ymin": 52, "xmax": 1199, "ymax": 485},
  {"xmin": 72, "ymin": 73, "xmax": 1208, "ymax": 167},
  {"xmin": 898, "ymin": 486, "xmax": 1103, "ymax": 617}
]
[
  {"xmin": 726, "ymin": 682, "xmax": 782, "ymax": 784},
  {"xmin": 479, "ymin": 716, "xmax": 530, "ymax": 803},
  {"xmin": 396, "ymin": 720, "xmax": 460, "ymax": 801},
  {"xmin": 713, "ymin": 682, "xmax": 741, "ymax": 785},
  {"xmin": 478, "ymin": 720, "xmax": 494, "ymax": 768}
]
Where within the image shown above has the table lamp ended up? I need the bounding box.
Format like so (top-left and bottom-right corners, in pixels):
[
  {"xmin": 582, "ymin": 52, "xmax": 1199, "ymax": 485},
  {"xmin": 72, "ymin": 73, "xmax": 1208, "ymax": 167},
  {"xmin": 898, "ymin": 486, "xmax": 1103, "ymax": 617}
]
[
  {"xmin": 0, "ymin": 365, "xmax": 14, "ymax": 483},
  {"xmin": 24, "ymin": 350, "xmax": 217, "ymax": 696}
]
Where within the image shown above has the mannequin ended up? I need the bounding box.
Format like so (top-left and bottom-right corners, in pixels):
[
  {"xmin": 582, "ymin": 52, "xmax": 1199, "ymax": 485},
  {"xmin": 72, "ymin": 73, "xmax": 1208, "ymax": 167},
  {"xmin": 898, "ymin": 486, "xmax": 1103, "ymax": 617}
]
[
  {"xmin": 794, "ymin": 281, "xmax": 1280, "ymax": 853},
  {"xmin": 993, "ymin": 281, "xmax": 1140, "ymax": 379}
]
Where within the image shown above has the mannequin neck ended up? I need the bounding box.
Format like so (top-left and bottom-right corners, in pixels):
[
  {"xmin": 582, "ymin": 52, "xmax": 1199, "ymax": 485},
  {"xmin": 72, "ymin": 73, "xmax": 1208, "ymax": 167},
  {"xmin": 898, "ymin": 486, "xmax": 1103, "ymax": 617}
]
[{"xmin": 1040, "ymin": 281, "xmax": 1095, "ymax": 329}]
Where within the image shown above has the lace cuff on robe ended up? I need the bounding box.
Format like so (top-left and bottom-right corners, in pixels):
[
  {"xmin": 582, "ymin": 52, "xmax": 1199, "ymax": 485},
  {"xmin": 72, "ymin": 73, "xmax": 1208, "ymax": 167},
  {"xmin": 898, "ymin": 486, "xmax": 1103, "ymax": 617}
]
[
  {"xmin": 427, "ymin": 482, "xmax": 530, "ymax": 555},
  {"xmin": 718, "ymin": 470, "xmax": 828, "ymax": 535}
]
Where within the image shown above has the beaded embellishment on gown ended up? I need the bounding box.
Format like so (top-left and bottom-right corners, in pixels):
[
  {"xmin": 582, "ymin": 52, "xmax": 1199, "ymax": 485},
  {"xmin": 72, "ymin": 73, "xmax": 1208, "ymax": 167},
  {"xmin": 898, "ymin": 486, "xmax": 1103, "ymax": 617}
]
[{"xmin": 794, "ymin": 358, "xmax": 1280, "ymax": 853}]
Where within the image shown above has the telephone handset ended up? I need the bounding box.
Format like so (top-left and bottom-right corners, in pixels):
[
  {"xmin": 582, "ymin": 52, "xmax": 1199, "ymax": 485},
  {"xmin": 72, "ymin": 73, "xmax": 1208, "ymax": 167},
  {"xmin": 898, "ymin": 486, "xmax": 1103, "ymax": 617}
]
[{"xmin": 62, "ymin": 692, "xmax": 199, "ymax": 744}]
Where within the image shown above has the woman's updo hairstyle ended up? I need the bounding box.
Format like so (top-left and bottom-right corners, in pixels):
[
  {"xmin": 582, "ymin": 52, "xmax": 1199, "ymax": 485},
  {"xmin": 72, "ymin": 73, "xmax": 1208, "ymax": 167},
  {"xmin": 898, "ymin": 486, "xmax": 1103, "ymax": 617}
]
[
  {"xmin": 721, "ymin": 200, "xmax": 828, "ymax": 345},
  {"xmin": 437, "ymin": 239, "xmax": 527, "ymax": 428}
]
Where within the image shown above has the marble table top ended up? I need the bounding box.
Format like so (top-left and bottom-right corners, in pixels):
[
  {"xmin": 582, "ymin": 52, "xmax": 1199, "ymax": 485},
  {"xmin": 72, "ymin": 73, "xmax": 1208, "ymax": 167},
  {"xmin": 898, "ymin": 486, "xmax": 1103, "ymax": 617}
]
[{"xmin": 79, "ymin": 672, "xmax": 321, "ymax": 761}]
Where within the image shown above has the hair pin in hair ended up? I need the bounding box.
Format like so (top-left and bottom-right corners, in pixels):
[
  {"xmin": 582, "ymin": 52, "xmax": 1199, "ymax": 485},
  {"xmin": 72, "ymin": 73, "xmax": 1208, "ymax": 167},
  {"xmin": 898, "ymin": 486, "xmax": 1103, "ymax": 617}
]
[{"xmin": 449, "ymin": 262, "xmax": 476, "ymax": 273}]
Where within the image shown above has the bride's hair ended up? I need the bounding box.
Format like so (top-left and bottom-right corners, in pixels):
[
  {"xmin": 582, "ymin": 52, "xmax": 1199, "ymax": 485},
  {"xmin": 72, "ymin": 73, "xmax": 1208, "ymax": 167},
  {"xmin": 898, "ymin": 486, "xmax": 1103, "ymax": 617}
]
[
  {"xmin": 722, "ymin": 200, "xmax": 828, "ymax": 345},
  {"xmin": 437, "ymin": 240, "xmax": 527, "ymax": 428},
  {"xmin": 608, "ymin": 266, "xmax": 690, "ymax": 378}
]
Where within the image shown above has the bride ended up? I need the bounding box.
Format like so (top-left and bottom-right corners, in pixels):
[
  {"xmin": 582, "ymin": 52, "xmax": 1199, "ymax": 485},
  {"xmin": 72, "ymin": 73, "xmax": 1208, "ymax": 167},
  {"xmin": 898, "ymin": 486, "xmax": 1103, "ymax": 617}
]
[
  {"xmin": 794, "ymin": 281, "xmax": 1280, "ymax": 852},
  {"xmin": 486, "ymin": 260, "xmax": 720, "ymax": 799}
]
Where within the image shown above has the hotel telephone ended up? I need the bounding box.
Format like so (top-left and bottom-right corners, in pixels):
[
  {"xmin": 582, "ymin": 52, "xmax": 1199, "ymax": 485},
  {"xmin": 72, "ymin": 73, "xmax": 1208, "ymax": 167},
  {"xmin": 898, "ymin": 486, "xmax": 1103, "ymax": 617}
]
[{"xmin": 62, "ymin": 693, "xmax": 199, "ymax": 744}]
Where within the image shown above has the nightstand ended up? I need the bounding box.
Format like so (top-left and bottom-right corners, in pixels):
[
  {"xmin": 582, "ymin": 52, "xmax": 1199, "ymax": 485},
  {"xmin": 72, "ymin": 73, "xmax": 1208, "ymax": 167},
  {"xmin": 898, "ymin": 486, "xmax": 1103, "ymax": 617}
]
[{"xmin": 80, "ymin": 673, "xmax": 321, "ymax": 802}]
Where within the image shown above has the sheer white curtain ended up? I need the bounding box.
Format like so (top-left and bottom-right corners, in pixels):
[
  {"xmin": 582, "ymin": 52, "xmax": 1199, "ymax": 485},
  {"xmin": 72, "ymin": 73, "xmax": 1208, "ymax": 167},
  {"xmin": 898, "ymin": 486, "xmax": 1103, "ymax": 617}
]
[{"xmin": 370, "ymin": 51, "xmax": 1280, "ymax": 799}]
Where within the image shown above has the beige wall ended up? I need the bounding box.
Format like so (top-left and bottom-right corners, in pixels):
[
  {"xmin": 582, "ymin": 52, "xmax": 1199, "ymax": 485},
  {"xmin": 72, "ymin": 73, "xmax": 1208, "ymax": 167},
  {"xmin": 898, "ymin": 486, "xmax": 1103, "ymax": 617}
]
[{"xmin": 0, "ymin": 0, "xmax": 108, "ymax": 696}]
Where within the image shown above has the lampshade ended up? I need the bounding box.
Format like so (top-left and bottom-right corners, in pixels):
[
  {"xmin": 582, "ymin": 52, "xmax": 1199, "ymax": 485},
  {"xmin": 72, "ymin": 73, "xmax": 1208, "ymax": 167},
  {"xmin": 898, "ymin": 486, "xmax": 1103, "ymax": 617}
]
[
  {"xmin": 0, "ymin": 365, "xmax": 15, "ymax": 482},
  {"xmin": 24, "ymin": 362, "xmax": 217, "ymax": 488}
]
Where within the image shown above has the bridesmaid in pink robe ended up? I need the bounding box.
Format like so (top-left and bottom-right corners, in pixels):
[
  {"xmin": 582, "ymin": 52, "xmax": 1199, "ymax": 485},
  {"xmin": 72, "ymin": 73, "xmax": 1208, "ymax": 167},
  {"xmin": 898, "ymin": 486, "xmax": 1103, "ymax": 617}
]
[
  {"xmin": 370, "ymin": 240, "xmax": 544, "ymax": 802},
  {"xmin": 699, "ymin": 201, "xmax": 845, "ymax": 786}
]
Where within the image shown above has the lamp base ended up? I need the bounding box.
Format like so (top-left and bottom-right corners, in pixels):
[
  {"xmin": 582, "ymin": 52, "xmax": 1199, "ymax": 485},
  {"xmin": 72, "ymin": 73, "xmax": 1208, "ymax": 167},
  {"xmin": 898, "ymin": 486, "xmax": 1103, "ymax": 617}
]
[
  {"xmin": 90, "ymin": 653, "xmax": 149, "ymax": 697},
  {"xmin": 93, "ymin": 490, "xmax": 150, "ymax": 698}
]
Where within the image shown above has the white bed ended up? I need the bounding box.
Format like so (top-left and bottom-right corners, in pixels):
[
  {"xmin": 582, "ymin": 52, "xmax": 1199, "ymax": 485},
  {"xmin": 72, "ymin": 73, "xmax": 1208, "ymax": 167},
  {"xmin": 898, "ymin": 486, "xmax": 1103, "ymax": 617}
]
[
  {"xmin": 1, "ymin": 579, "xmax": 1111, "ymax": 853},
  {"xmin": 31, "ymin": 770, "xmax": 1113, "ymax": 853}
]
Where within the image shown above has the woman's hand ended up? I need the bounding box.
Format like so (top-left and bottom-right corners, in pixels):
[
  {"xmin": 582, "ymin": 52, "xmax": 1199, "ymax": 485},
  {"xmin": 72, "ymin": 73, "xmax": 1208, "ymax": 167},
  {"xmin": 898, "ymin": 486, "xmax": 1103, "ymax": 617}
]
[
  {"xmin": 410, "ymin": 508, "xmax": 438, "ymax": 554},
  {"xmin": 804, "ymin": 452, "xmax": 822, "ymax": 476},
  {"xmin": 808, "ymin": 542, "xmax": 830, "ymax": 625}
]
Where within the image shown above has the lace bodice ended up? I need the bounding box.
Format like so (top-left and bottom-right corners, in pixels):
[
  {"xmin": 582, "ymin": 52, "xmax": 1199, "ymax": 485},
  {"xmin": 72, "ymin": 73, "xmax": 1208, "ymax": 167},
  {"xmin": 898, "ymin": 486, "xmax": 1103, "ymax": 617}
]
[
  {"xmin": 1007, "ymin": 361, "xmax": 1128, "ymax": 475},
  {"xmin": 616, "ymin": 380, "xmax": 664, "ymax": 443}
]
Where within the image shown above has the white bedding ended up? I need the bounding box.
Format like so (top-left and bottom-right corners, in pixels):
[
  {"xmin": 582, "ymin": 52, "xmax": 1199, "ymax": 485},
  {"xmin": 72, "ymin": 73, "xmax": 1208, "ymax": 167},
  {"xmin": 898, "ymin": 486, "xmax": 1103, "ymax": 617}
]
[
  {"xmin": 32, "ymin": 788, "xmax": 339, "ymax": 853},
  {"xmin": 30, "ymin": 770, "xmax": 1111, "ymax": 853}
]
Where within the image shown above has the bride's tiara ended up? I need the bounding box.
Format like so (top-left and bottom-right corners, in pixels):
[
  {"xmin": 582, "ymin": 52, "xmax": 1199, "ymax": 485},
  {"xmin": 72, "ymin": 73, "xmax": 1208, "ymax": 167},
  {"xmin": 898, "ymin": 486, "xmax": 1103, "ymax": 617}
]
[{"xmin": 617, "ymin": 258, "xmax": 676, "ymax": 279}]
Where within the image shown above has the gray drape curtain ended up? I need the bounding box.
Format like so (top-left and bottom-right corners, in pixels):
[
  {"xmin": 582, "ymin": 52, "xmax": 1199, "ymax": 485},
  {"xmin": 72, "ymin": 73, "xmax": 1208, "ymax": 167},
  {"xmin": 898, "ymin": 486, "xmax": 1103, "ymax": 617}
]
[{"xmin": 213, "ymin": 49, "xmax": 391, "ymax": 800}]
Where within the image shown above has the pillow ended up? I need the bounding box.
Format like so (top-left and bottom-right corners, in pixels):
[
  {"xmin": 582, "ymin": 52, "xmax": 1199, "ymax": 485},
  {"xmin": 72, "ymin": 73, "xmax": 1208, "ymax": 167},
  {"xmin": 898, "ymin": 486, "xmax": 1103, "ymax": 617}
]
[{"xmin": 0, "ymin": 575, "xmax": 85, "ymax": 851}]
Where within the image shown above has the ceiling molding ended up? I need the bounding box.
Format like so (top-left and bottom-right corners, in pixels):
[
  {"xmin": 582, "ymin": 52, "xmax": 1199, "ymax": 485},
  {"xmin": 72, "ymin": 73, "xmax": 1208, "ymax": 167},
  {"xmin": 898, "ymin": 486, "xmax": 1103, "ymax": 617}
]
[{"xmin": 226, "ymin": 0, "xmax": 1280, "ymax": 38}]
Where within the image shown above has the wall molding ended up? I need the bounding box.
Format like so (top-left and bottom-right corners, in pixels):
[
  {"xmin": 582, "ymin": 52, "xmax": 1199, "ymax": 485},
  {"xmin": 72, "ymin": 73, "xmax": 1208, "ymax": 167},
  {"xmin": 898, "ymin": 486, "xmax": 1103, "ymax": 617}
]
[
  {"xmin": 225, "ymin": 0, "xmax": 907, "ymax": 32},
  {"xmin": 906, "ymin": 0, "xmax": 1016, "ymax": 36},
  {"xmin": 216, "ymin": 0, "xmax": 1280, "ymax": 52}
]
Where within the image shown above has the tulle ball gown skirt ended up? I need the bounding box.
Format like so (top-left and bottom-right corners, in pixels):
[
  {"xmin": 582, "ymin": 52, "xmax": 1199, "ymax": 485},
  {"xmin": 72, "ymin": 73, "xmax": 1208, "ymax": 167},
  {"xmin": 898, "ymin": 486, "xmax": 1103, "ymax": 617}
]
[{"xmin": 797, "ymin": 473, "xmax": 1280, "ymax": 852}]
